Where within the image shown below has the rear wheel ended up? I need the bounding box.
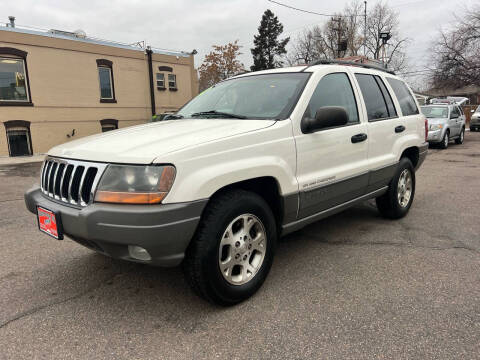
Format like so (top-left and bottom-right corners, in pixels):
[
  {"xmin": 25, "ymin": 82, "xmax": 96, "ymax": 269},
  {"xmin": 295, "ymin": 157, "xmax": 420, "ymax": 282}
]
[
  {"xmin": 440, "ymin": 130, "xmax": 449, "ymax": 149},
  {"xmin": 183, "ymin": 189, "xmax": 276, "ymax": 306},
  {"xmin": 455, "ymin": 128, "xmax": 465, "ymax": 144},
  {"xmin": 376, "ymin": 157, "xmax": 415, "ymax": 219}
]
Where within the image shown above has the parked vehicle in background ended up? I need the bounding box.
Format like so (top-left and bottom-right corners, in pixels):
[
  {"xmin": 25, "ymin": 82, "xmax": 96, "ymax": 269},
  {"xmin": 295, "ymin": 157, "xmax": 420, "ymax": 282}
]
[
  {"xmin": 25, "ymin": 62, "xmax": 427, "ymax": 305},
  {"xmin": 470, "ymin": 105, "xmax": 480, "ymax": 131},
  {"xmin": 421, "ymin": 104, "xmax": 466, "ymax": 149}
]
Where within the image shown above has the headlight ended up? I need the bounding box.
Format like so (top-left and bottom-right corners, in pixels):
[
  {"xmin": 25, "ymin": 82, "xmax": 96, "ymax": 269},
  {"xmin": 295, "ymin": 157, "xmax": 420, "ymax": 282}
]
[
  {"xmin": 95, "ymin": 165, "xmax": 176, "ymax": 204},
  {"xmin": 429, "ymin": 124, "xmax": 443, "ymax": 131}
]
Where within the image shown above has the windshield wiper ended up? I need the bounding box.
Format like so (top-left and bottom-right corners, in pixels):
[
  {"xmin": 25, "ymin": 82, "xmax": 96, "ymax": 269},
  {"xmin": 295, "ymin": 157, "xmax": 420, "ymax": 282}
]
[
  {"xmin": 190, "ymin": 110, "xmax": 247, "ymax": 119},
  {"xmin": 163, "ymin": 114, "xmax": 184, "ymax": 120}
]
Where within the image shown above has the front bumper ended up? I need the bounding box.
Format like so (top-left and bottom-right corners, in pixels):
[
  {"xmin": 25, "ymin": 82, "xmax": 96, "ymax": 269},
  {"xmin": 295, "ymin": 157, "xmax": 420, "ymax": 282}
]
[
  {"xmin": 25, "ymin": 187, "xmax": 208, "ymax": 266},
  {"xmin": 427, "ymin": 129, "xmax": 443, "ymax": 143}
]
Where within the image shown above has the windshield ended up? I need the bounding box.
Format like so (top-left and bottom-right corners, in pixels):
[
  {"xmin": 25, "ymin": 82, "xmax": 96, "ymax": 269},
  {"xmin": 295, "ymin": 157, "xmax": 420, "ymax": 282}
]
[
  {"xmin": 476, "ymin": 105, "xmax": 480, "ymax": 113},
  {"xmin": 177, "ymin": 73, "xmax": 311, "ymax": 120},
  {"xmin": 421, "ymin": 106, "xmax": 448, "ymax": 118}
]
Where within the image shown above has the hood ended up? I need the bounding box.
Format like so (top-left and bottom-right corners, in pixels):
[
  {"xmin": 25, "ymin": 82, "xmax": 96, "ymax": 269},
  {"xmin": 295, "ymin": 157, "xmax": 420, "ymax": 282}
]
[
  {"xmin": 427, "ymin": 117, "xmax": 448, "ymax": 124},
  {"xmin": 48, "ymin": 119, "xmax": 276, "ymax": 164}
]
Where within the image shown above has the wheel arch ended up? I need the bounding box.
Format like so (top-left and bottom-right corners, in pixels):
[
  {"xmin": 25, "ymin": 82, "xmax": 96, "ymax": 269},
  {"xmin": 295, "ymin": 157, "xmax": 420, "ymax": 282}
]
[
  {"xmin": 400, "ymin": 146, "xmax": 420, "ymax": 168},
  {"xmin": 206, "ymin": 176, "xmax": 289, "ymax": 231}
]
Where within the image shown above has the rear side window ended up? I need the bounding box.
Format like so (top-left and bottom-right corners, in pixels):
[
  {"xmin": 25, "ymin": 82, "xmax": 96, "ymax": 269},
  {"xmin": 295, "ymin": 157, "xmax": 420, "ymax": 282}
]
[
  {"xmin": 374, "ymin": 76, "xmax": 397, "ymax": 117},
  {"xmin": 355, "ymin": 74, "xmax": 391, "ymax": 121},
  {"xmin": 304, "ymin": 72, "xmax": 359, "ymax": 125},
  {"xmin": 386, "ymin": 78, "xmax": 419, "ymax": 116}
]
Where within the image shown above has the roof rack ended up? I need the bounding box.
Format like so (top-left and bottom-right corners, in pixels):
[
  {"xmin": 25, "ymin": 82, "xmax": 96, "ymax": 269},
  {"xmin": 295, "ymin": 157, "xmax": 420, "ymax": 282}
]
[{"xmin": 305, "ymin": 59, "xmax": 396, "ymax": 75}]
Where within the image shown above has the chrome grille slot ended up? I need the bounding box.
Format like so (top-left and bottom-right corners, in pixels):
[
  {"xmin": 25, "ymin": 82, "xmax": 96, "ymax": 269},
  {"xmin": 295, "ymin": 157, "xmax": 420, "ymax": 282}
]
[
  {"xmin": 54, "ymin": 163, "xmax": 65, "ymax": 198},
  {"xmin": 61, "ymin": 165, "xmax": 74, "ymax": 200},
  {"xmin": 40, "ymin": 157, "xmax": 108, "ymax": 207},
  {"xmin": 70, "ymin": 166, "xmax": 84, "ymax": 203},
  {"xmin": 48, "ymin": 162, "xmax": 58, "ymax": 194}
]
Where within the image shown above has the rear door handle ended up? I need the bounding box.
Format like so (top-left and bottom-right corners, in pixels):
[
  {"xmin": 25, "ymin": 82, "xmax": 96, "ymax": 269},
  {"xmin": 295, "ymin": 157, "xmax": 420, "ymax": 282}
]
[
  {"xmin": 395, "ymin": 125, "xmax": 406, "ymax": 133},
  {"xmin": 351, "ymin": 133, "xmax": 367, "ymax": 143}
]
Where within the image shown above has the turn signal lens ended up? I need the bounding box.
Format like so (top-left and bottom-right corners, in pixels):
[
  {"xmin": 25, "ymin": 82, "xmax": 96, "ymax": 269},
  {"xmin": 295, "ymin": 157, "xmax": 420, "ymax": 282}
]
[{"xmin": 95, "ymin": 191, "xmax": 167, "ymax": 204}]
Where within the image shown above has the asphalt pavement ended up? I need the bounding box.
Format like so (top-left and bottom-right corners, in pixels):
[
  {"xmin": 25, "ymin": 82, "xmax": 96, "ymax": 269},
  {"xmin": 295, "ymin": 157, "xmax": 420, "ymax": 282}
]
[{"xmin": 0, "ymin": 133, "xmax": 479, "ymax": 359}]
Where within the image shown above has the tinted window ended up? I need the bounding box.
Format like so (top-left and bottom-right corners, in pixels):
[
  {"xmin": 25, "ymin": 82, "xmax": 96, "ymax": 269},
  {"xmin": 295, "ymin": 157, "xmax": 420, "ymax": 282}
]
[
  {"xmin": 355, "ymin": 74, "xmax": 389, "ymax": 121},
  {"xmin": 98, "ymin": 67, "xmax": 113, "ymax": 99},
  {"xmin": 375, "ymin": 76, "xmax": 397, "ymax": 117},
  {"xmin": 386, "ymin": 78, "xmax": 419, "ymax": 116},
  {"xmin": 304, "ymin": 73, "xmax": 359, "ymax": 125}
]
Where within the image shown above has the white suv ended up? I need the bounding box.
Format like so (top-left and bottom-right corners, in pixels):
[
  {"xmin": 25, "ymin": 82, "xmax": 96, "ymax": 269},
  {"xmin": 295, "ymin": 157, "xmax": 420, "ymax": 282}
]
[{"xmin": 25, "ymin": 61, "xmax": 428, "ymax": 305}]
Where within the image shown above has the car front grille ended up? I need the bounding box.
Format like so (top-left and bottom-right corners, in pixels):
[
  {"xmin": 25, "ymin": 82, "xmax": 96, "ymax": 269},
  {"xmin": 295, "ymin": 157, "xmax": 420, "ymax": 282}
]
[{"xmin": 40, "ymin": 157, "xmax": 108, "ymax": 207}]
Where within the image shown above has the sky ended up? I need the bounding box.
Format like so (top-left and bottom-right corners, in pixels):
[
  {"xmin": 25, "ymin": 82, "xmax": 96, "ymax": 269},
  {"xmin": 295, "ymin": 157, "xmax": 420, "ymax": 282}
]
[{"xmin": 3, "ymin": 0, "xmax": 477, "ymax": 89}]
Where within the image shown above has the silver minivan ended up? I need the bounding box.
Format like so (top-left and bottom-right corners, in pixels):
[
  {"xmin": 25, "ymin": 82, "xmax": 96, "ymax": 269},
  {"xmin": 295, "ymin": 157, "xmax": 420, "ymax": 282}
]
[{"xmin": 421, "ymin": 104, "xmax": 466, "ymax": 149}]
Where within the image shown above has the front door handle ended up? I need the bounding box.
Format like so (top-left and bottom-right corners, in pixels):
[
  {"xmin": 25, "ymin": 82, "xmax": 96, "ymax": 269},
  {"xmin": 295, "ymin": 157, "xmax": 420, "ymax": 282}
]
[
  {"xmin": 351, "ymin": 133, "xmax": 368, "ymax": 143},
  {"xmin": 395, "ymin": 125, "xmax": 406, "ymax": 133}
]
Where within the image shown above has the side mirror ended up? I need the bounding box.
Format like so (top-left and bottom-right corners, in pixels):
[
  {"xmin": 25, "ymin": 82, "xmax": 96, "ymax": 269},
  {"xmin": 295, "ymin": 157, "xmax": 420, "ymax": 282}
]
[
  {"xmin": 301, "ymin": 106, "xmax": 349, "ymax": 133},
  {"xmin": 471, "ymin": 109, "xmax": 475, "ymax": 113}
]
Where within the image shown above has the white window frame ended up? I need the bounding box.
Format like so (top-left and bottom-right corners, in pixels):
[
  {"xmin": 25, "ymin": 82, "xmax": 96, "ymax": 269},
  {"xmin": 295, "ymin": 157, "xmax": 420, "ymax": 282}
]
[
  {"xmin": 168, "ymin": 74, "xmax": 177, "ymax": 89},
  {"xmin": 98, "ymin": 66, "xmax": 114, "ymax": 100},
  {"xmin": 5, "ymin": 126, "xmax": 32, "ymax": 156},
  {"xmin": 0, "ymin": 56, "xmax": 30, "ymax": 103},
  {"xmin": 156, "ymin": 73, "xmax": 165, "ymax": 89}
]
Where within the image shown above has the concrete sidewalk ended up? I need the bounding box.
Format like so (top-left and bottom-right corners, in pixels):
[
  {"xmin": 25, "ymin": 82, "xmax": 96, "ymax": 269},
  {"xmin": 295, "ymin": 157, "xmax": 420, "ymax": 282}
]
[{"xmin": 0, "ymin": 154, "xmax": 45, "ymax": 166}]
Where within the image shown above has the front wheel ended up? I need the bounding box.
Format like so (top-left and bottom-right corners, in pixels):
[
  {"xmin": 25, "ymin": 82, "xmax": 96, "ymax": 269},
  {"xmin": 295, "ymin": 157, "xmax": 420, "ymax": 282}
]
[
  {"xmin": 183, "ymin": 190, "xmax": 277, "ymax": 306},
  {"xmin": 376, "ymin": 157, "xmax": 415, "ymax": 219},
  {"xmin": 440, "ymin": 131, "xmax": 449, "ymax": 149},
  {"xmin": 455, "ymin": 128, "xmax": 465, "ymax": 144}
]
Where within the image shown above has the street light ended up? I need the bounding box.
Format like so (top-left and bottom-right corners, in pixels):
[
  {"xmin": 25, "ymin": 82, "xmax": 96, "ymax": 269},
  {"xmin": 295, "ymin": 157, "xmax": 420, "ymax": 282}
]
[
  {"xmin": 379, "ymin": 31, "xmax": 392, "ymax": 44},
  {"xmin": 379, "ymin": 31, "xmax": 391, "ymax": 68}
]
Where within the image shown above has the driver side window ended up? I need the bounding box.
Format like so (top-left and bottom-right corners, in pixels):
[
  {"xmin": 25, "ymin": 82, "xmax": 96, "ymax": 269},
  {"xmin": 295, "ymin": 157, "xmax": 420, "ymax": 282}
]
[{"xmin": 303, "ymin": 72, "xmax": 359, "ymax": 125}]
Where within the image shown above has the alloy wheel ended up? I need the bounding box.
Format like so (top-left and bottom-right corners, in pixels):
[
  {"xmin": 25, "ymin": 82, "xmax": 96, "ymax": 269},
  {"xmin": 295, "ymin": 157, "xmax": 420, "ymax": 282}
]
[
  {"xmin": 218, "ymin": 214, "xmax": 267, "ymax": 286},
  {"xmin": 397, "ymin": 169, "xmax": 413, "ymax": 208}
]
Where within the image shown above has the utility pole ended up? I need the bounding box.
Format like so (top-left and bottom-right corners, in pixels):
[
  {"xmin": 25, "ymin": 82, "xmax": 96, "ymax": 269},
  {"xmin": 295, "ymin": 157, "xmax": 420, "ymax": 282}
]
[{"xmin": 364, "ymin": 1, "xmax": 367, "ymax": 57}]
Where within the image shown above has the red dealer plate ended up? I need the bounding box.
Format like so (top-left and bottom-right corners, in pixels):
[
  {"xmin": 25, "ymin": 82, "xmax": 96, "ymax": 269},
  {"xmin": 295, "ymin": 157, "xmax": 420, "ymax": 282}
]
[{"xmin": 37, "ymin": 207, "xmax": 63, "ymax": 240}]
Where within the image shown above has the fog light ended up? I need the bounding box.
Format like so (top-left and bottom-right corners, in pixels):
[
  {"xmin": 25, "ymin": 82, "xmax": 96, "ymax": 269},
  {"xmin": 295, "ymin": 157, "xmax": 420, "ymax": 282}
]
[{"xmin": 128, "ymin": 245, "xmax": 151, "ymax": 261}]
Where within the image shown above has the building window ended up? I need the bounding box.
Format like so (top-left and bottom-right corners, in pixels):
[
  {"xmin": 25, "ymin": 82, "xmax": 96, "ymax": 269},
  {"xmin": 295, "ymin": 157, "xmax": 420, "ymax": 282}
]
[
  {"xmin": 100, "ymin": 119, "xmax": 118, "ymax": 132},
  {"xmin": 156, "ymin": 73, "xmax": 165, "ymax": 90},
  {"xmin": 0, "ymin": 47, "xmax": 33, "ymax": 106},
  {"xmin": 96, "ymin": 59, "xmax": 116, "ymax": 103},
  {"xmin": 168, "ymin": 74, "xmax": 177, "ymax": 91},
  {"xmin": 4, "ymin": 120, "xmax": 33, "ymax": 157}
]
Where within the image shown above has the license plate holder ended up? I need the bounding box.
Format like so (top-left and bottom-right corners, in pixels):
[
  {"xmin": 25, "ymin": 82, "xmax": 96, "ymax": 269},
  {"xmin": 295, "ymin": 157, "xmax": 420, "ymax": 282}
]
[{"xmin": 37, "ymin": 206, "xmax": 64, "ymax": 240}]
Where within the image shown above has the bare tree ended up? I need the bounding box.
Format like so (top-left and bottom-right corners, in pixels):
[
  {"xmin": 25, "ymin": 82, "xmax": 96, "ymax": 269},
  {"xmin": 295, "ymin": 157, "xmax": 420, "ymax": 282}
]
[
  {"xmin": 287, "ymin": 1, "xmax": 407, "ymax": 71},
  {"xmin": 430, "ymin": 5, "xmax": 480, "ymax": 89},
  {"xmin": 364, "ymin": 1, "xmax": 408, "ymax": 71}
]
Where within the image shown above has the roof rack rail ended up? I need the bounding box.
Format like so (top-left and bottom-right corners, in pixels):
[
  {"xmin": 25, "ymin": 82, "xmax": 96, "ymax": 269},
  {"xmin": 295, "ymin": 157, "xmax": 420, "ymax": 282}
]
[{"xmin": 305, "ymin": 59, "xmax": 396, "ymax": 75}]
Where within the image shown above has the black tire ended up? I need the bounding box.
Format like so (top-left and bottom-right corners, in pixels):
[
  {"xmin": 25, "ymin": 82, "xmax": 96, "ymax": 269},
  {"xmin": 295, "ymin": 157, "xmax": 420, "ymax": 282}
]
[
  {"xmin": 455, "ymin": 128, "xmax": 465, "ymax": 144},
  {"xmin": 440, "ymin": 130, "xmax": 449, "ymax": 149},
  {"xmin": 376, "ymin": 157, "xmax": 415, "ymax": 219},
  {"xmin": 183, "ymin": 189, "xmax": 277, "ymax": 306},
  {"xmin": 471, "ymin": 127, "xmax": 476, "ymax": 132}
]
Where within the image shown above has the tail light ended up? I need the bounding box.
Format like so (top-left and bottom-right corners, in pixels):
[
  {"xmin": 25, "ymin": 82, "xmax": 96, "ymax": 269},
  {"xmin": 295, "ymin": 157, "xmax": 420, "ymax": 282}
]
[{"xmin": 424, "ymin": 117, "xmax": 428, "ymax": 141}]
